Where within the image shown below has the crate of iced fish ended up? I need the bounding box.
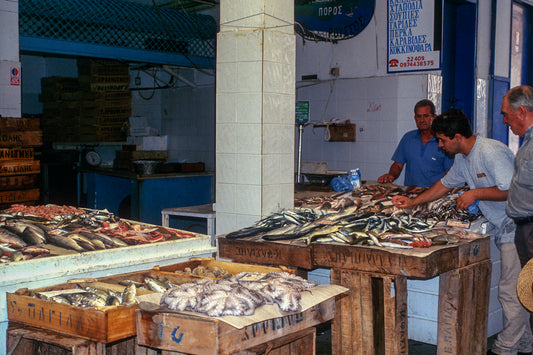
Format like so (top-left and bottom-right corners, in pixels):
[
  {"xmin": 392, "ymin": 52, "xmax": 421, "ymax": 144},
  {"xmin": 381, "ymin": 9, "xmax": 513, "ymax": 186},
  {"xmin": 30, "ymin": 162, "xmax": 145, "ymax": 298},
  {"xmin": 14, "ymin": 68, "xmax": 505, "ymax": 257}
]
[
  {"xmin": 6, "ymin": 280, "xmax": 153, "ymax": 343},
  {"xmin": 135, "ymin": 271, "xmax": 347, "ymax": 354}
]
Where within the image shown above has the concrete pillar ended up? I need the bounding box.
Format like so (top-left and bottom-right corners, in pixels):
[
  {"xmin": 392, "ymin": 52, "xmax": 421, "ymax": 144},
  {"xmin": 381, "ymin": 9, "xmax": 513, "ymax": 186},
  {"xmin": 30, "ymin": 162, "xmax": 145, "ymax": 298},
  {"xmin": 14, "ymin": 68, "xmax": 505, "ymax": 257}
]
[
  {"xmin": 216, "ymin": 0, "xmax": 295, "ymax": 235},
  {"xmin": 0, "ymin": 0, "xmax": 21, "ymax": 117}
]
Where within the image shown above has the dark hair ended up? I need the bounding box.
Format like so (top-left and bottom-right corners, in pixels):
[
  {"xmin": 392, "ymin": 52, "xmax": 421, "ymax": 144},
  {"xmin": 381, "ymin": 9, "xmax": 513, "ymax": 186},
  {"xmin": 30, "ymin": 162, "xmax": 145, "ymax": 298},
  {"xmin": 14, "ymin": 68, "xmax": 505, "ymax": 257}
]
[
  {"xmin": 431, "ymin": 109, "xmax": 473, "ymax": 139},
  {"xmin": 414, "ymin": 99, "xmax": 436, "ymax": 115},
  {"xmin": 506, "ymin": 85, "xmax": 533, "ymax": 111}
]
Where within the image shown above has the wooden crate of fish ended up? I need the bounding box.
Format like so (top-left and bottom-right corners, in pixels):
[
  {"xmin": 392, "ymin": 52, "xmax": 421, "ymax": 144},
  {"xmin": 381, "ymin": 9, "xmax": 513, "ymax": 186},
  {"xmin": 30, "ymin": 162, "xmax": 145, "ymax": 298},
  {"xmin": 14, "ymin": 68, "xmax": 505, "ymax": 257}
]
[
  {"xmin": 6, "ymin": 281, "xmax": 152, "ymax": 343},
  {"xmin": 154, "ymin": 256, "xmax": 294, "ymax": 279},
  {"xmin": 136, "ymin": 298, "xmax": 333, "ymax": 355}
]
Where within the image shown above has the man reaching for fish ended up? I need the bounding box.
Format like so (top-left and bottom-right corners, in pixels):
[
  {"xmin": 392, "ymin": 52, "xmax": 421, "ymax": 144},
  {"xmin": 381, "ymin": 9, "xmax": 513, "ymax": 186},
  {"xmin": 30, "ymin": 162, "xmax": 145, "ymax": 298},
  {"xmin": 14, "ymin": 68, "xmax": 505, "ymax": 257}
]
[{"xmin": 392, "ymin": 109, "xmax": 532, "ymax": 355}]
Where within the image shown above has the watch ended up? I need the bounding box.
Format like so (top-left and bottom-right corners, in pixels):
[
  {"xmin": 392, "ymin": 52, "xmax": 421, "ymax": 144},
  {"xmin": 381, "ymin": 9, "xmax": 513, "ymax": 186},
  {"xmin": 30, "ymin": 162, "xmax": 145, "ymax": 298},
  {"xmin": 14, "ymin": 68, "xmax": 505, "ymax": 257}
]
[{"xmin": 85, "ymin": 150, "xmax": 102, "ymax": 167}]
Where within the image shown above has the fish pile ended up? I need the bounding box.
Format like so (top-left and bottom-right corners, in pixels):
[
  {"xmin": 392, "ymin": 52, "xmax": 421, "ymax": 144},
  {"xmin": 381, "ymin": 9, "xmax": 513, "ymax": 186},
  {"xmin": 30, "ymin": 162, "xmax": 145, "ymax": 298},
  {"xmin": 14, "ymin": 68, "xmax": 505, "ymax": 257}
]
[
  {"xmin": 160, "ymin": 272, "xmax": 317, "ymax": 317},
  {"xmin": 226, "ymin": 184, "xmax": 484, "ymax": 249},
  {"xmin": 181, "ymin": 265, "xmax": 234, "ymax": 279},
  {"xmin": 0, "ymin": 204, "xmax": 197, "ymax": 263},
  {"xmin": 33, "ymin": 283, "xmax": 137, "ymax": 307},
  {"xmin": 225, "ymin": 209, "xmax": 320, "ymax": 239}
]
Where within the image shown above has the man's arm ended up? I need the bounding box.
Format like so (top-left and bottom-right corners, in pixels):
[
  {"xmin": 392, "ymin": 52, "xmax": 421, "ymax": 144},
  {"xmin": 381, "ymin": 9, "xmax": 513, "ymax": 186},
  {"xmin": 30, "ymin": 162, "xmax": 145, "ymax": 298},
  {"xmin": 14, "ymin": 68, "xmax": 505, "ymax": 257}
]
[
  {"xmin": 392, "ymin": 180, "xmax": 452, "ymax": 208},
  {"xmin": 456, "ymin": 186, "xmax": 507, "ymax": 210},
  {"xmin": 378, "ymin": 162, "xmax": 404, "ymax": 183}
]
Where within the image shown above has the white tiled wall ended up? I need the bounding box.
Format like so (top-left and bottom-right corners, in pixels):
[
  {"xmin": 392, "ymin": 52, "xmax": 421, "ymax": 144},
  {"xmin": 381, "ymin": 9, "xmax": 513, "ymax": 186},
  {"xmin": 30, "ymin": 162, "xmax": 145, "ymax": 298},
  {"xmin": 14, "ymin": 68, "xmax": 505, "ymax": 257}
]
[
  {"xmin": 296, "ymin": 74, "xmax": 430, "ymax": 184},
  {"xmin": 0, "ymin": 0, "xmax": 20, "ymax": 117}
]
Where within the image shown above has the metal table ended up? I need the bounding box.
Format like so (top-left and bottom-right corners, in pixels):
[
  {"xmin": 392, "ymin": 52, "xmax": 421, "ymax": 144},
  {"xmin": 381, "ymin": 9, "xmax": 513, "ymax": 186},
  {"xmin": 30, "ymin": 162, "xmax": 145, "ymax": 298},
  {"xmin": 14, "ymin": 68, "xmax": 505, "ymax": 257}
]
[{"xmin": 162, "ymin": 204, "xmax": 216, "ymax": 246}]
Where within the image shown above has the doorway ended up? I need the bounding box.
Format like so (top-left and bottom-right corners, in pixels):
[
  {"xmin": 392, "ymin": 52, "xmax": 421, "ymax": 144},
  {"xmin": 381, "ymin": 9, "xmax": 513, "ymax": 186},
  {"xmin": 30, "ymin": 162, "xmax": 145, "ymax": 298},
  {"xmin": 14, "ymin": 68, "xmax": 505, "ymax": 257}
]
[{"xmin": 441, "ymin": 0, "xmax": 477, "ymax": 121}]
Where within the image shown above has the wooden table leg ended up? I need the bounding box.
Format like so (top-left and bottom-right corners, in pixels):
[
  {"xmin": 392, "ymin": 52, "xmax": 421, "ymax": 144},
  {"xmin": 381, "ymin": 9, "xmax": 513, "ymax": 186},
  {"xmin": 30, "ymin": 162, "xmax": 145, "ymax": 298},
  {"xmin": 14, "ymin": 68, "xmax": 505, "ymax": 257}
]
[
  {"xmin": 331, "ymin": 269, "xmax": 408, "ymax": 355},
  {"xmin": 437, "ymin": 259, "xmax": 491, "ymax": 354}
]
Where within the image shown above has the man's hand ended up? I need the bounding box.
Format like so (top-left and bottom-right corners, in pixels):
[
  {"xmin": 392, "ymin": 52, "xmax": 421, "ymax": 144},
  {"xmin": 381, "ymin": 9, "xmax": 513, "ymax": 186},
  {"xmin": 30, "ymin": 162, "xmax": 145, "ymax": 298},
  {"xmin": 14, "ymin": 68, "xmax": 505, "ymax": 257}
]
[
  {"xmin": 456, "ymin": 190, "xmax": 477, "ymax": 211},
  {"xmin": 378, "ymin": 173, "xmax": 396, "ymax": 183},
  {"xmin": 391, "ymin": 195, "xmax": 415, "ymax": 209}
]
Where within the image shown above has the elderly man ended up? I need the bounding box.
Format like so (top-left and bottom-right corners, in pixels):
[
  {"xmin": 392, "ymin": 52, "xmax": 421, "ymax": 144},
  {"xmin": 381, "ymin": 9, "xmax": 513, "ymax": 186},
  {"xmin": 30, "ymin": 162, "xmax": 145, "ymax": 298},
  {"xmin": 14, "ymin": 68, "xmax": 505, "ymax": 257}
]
[
  {"xmin": 378, "ymin": 99, "xmax": 453, "ymax": 188},
  {"xmin": 502, "ymin": 85, "xmax": 533, "ymax": 268},
  {"xmin": 392, "ymin": 109, "xmax": 532, "ymax": 355}
]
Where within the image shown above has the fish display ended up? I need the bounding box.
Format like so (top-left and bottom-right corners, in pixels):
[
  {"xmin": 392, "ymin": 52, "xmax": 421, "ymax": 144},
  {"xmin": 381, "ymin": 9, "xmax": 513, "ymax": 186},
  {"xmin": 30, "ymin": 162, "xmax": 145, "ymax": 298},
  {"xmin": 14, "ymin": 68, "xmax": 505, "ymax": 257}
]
[
  {"xmin": 228, "ymin": 184, "xmax": 484, "ymax": 249},
  {"xmin": 32, "ymin": 284, "xmax": 137, "ymax": 308},
  {"xmin": 160, "ymin": 271, "xmax": 318, "ymax": 317},
  {"xmin": 0, "ymin": 204, "xmax": 199, "ymax": 264}
]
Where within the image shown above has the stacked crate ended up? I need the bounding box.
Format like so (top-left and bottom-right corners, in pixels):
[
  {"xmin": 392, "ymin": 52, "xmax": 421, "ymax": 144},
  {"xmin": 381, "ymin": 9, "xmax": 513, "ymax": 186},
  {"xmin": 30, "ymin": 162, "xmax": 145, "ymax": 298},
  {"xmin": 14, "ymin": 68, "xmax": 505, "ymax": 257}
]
[
  {"xmin": 0, "ymin": 117, "xmax": 43, "ymax": 208},
  {"xmin": 40, "ymin": 59, "xmax": 131, "ymax": 142}
]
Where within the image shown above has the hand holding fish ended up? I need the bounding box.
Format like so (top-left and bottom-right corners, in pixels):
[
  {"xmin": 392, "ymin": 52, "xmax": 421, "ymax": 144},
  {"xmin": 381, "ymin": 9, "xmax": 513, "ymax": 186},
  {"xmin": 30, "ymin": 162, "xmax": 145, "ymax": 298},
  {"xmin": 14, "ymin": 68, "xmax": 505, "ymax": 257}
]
[
  {"xmin": 391, "ymin": 195, "xmax": 415, "ymax": 209},
  {"xmin": 378, "ymin": 173, "xmax": 395, "ymax": 183}
]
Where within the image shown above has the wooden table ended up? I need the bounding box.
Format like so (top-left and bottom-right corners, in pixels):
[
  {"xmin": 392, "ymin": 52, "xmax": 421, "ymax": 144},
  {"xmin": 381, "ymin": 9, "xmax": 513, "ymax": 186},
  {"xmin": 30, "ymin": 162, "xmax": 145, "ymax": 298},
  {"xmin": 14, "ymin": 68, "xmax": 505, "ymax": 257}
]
[{"xmin": 218, "ymin": 235, "xmax": 491, "ymax": 354}]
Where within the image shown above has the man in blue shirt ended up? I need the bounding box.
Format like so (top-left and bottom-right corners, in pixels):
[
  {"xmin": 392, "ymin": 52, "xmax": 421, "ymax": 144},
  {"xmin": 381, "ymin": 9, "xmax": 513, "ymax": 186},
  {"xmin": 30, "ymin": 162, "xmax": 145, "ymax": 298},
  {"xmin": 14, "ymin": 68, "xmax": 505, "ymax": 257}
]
[{"xmin": 378, "ymin": 99, "xmax": 453, "ymax": 187}]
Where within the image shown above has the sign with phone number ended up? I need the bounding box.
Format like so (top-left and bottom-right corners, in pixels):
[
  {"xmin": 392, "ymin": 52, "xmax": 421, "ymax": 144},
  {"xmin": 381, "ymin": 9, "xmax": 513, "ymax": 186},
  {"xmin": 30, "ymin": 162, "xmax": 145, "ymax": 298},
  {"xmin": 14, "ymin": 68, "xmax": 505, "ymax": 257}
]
[{"xmin": 387, "ymin": 0, "xmax": 441, "ymax": 73}]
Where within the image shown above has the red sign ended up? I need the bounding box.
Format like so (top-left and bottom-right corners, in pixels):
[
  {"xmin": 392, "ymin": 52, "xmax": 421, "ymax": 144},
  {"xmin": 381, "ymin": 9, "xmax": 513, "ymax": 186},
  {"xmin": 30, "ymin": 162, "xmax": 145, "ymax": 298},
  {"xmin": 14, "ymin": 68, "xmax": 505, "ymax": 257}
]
[{"xmin": 10, "ymin": 67, "xmax": 20, "ymax": 86}]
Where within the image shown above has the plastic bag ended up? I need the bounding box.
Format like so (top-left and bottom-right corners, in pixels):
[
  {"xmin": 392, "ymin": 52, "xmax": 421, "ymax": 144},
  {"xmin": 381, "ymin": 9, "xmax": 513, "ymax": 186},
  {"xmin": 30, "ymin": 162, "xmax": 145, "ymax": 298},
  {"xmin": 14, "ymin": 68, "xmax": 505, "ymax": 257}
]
[
  {"xmin": 458, "ymin": 191, "xmax": 479, "ymax": 214},
  {"xmin": 330, "ymin": 175, "xmax": 353, "ymax": 192}
]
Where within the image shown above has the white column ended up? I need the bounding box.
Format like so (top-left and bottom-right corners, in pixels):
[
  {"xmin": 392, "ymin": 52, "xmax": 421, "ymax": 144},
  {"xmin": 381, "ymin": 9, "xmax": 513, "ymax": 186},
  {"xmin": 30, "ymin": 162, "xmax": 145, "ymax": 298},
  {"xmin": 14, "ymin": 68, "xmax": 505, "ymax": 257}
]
[
  {"xmin": 216, "ymin": 0, "xmax": 295, "ymax": 235},
  {"xmin": 0, "ymin": 0, "xmax": 21, "ymax": 117}
]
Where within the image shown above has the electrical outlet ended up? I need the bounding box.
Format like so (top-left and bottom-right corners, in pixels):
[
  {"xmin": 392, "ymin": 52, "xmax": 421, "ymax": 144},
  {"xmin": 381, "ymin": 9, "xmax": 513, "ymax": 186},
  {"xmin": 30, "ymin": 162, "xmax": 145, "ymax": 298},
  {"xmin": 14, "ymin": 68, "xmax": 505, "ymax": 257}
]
[{"xmin": 330, "ymin": 67, "xmax": 340, "ymax": 77}]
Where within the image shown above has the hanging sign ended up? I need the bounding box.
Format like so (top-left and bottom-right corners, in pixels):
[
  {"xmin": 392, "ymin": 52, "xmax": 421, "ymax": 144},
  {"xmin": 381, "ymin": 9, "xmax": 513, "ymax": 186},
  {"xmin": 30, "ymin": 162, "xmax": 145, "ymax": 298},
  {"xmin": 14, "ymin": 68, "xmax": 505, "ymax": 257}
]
[
  {"xmin": 10, "ymin": 66, "xmax": 21, "ymax": 86},
  {"xmin": 387, "ymin": 0, "xmax": 442, "ymax": 73},
  {"xmin": 295, "ymin": 0, "xmax": 376, "ymax": 42}
]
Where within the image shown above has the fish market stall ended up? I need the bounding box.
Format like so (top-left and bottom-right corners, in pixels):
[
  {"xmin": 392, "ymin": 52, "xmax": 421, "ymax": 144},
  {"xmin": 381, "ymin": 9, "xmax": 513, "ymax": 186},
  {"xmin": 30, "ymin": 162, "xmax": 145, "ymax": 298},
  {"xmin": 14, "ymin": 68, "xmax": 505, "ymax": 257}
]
[
  {"xmin": 0, "ymin": 204, "xmax": 216, "ymax": 350},
  {"xmin": 218, "ymin": 183, "xmax": 493, "ymax": 354},
  {"xmin": 6, "ymin": 257, "xmax": 346, "ymax": 354}
]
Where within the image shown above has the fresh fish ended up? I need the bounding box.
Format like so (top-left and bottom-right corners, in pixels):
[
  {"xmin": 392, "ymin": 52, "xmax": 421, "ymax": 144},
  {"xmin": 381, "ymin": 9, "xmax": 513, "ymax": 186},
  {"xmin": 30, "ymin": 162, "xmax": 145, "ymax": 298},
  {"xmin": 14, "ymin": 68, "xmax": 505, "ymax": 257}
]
[
  {"xmin": 145, "ymin": 277, "xmax": 168, "ymax": 293},
  {"xmin": 46, "ymin": 233, "xmax": 85, "ymax": 252},
  {"xmin": 122, "ymin": 284, "xmax": 137, "ymax": 305},
  {"xmin": 21, "ymin": 227, "xmax": 47, "ymax": 246},
  {"xmin": 79, "ymin": 231, "xmax": 127, "ymax": 248},
  {"xmin": 0, "ymin": 227, "xmax": 27, "ymax": 248},
  {"xmin": 66, "ymin": 233, "xmax": 96, "ymax": 251},
  {"xmin": 10, "ymin": 251, "xmax": 25, "ymax": 262}
]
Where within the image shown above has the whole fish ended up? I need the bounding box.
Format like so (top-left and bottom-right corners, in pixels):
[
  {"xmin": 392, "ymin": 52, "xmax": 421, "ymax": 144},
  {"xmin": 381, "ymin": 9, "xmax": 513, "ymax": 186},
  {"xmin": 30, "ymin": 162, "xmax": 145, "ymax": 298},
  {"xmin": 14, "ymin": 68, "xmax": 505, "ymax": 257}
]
[
  {"xmin": 0, "ymin": 227, "xmax": 27, "ymax": 248},
  {"xmin": 144, "ymin": 277, "xmax": 168, "ymax": 293},
  {"xmin": 122, "ymin": 283, "xmax": 137, "ymax": 305},
  {"xmin": 21, "ymin": 227, "xmax": 47, "ymax": 246},
  {"xmin": 46, "ymin": 233, "xmax": 85, "ymax": 252}
]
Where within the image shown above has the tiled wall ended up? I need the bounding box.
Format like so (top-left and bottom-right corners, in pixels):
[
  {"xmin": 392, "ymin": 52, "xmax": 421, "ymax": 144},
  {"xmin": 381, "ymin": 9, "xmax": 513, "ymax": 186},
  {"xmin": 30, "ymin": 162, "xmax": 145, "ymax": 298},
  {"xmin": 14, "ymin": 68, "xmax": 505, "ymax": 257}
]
[
  {"xmin": 0, "ymin": 0, "xmax": 21, "ymax": 117},
  {"xmin": 296, "ymin": 74, "xmax": 432, "ymax": 184}
]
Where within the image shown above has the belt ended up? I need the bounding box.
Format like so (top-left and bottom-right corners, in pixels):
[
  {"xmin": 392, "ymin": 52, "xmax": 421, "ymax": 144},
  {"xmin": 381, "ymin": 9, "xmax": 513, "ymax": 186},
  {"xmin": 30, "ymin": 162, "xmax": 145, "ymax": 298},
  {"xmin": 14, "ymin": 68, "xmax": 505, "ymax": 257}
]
[{"xmin": 512, "ymin": 216, "xmax": 533, "ymax": 225}]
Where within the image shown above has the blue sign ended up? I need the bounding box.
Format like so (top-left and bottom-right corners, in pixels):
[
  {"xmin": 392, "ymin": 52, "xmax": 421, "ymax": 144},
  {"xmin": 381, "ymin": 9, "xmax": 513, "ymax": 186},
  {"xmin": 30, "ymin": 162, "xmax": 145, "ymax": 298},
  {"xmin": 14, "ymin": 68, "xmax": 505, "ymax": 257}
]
[{"xmin": 295, "ymin": 0, "xmax": 376, "ymax": 41}]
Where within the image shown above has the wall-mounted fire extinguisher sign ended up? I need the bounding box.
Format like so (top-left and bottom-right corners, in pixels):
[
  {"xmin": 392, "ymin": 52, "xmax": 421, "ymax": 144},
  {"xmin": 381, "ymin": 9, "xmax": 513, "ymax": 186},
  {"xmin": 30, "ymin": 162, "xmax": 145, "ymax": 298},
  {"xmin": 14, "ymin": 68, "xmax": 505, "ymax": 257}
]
[{"xmin": 10, "ymin": 66, "xmax": 20, "ymax": 86}]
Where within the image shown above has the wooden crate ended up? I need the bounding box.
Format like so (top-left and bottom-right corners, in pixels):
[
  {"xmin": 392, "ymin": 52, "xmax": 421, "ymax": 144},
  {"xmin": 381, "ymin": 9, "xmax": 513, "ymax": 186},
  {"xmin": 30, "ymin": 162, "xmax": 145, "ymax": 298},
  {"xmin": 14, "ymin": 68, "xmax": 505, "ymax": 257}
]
[
  {"xmin": 77, "ymin": 58, "xmax": 130, "ymax": 76},
  {"xmin": 217, "ymin": 237, "xmax": 314, "ymax": 270},
  {"xmin": 0, "ymin": 131, "xmax": 43, "ymax": 147},
  {"xmin": 0, "ymin": 117, "xmax": 40, "ymax": 130},
  {"xmin": 154, "ymin": 256, "xmax": 294, "ymax": 278},
  {"xmin": 0, "ymin": 160, "xmax": 40, "ymax": 176},
  {"xmin": 0, "ymin": 148, "xmax": 34, "ymax": 161},
  {"xmin": 7, "ymin": 323, "xmax": 138, "ymax": 355},
  {"xmin": 0, "ymin": 175, "xmax": 38, "ymax": 191},
  {"xmin": 6, "ymin": 281, "xmax": 153, "ymax": 343},
  {"xmin": 0, "ymin": 188, "xmax": 39, "ymax": 205},
  {"xmin": 136, "ymin": 299, "xmax": 332, "ymax": 354}
]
